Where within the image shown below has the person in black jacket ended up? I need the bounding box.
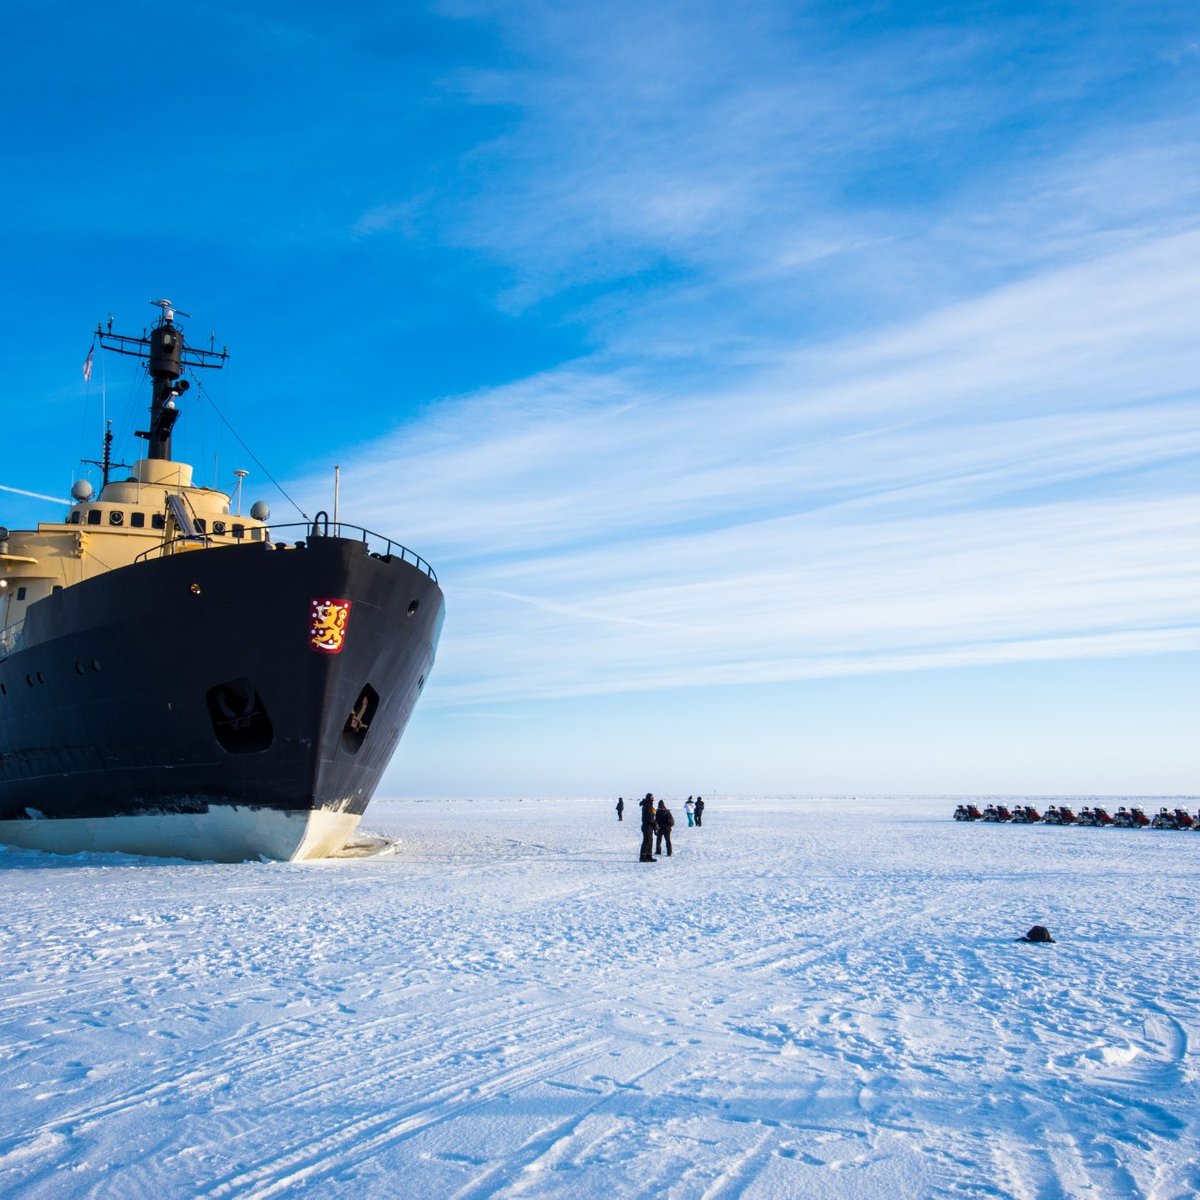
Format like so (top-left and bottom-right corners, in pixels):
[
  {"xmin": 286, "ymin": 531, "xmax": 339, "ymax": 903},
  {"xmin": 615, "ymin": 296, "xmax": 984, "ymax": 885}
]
[
  {"xmin": 655, "ymin": 799, "xmax": 675, "ymax": 857},
  {"xmin": 694, "ymin": 795, "xmax": 705, "ymax": 827},
  {"xmin": 638, "ymin": 793, "xmax": 657, "ymax": 862},
  {"xmin": 616, "ymin": 796, "xmax": 624, "ymax": 822}
]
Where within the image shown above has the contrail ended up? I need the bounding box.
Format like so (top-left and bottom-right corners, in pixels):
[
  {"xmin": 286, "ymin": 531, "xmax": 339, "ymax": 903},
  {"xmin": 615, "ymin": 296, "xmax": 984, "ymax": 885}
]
[{"xmin": 0, "ymin": 484, "xmax": 69, "ymax": 504}]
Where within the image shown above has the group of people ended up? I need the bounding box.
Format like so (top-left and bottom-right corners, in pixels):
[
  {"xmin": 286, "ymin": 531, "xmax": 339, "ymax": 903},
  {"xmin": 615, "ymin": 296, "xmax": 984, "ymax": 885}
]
[{"xmin": 614, "ymin": 793, "xmax": 706, "ymax": 862}]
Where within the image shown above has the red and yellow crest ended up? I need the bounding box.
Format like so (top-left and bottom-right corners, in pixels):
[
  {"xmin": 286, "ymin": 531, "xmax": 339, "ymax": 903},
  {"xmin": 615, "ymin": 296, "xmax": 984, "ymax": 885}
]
[{"xmin": 309, "ymin": 598, "xmax": 352, "ymax": 654}]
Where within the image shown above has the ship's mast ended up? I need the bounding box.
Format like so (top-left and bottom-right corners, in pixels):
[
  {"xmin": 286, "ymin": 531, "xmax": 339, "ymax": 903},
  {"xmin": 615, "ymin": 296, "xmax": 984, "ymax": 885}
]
[
  {"xmin": 80, "ymin": 420, "xmax": 127, "ymax": 489},
  {"xmin": 97, "ymin": 300, "xmax": 229, "ymax": 462}
]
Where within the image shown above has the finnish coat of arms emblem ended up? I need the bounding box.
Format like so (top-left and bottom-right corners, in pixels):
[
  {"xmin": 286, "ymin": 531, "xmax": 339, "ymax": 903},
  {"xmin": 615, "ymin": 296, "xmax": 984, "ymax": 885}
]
[{"xmin": 309, "ymin": 598, "xmax": 352, "ymax": 654}]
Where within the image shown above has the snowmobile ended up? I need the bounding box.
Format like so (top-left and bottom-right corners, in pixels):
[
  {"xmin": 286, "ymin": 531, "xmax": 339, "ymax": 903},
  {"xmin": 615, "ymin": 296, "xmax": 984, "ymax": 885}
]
[
  {"xmin": 1010, "ymin": 805, "xmax": 1041, "ymax": 823},
  {"xmin": 1172, "ymin": 809, "xmax": 1194, "ymax": 829},
  {"xmin": 1112, "ymin": 806, "xmax": 1143, "ymax": 828},
  {"xmin": 1043, "ymin": 805, "xmax": 1077, "ymax": 825},
  {"xmin": 980, "ymin": 804, "xmax": 1012, "ymax": 822},
  {"xmin": 953, "ymin": 804, "xmax": 984, "ymax": 821},
  {"xmin": 1150, "ymin": 807, "xmax": 1179, "ymax": 829},
  {"xmin": 1076, "ymin": 806, "xmax": 1113, "ymax": 827}
]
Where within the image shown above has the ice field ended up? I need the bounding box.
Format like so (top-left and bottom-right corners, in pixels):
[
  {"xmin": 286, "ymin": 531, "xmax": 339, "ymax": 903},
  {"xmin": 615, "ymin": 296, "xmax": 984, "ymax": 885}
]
[{"xmin": 2, "ymin": 795, "xmax": 1199, "ymax": 1199}]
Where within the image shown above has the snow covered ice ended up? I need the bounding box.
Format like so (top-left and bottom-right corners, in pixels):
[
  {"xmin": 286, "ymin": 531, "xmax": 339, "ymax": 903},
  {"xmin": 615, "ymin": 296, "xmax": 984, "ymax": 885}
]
[{"xmin": 2, "ymin": 795, "xmax": 1199, "ymax": 1199}]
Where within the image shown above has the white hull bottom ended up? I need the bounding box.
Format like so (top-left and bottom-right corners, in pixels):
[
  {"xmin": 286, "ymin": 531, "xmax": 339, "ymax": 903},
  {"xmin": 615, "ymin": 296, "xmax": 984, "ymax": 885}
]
[{"xmin": 0, "ymin": 806, "xmax": 362, "ymax": 863}]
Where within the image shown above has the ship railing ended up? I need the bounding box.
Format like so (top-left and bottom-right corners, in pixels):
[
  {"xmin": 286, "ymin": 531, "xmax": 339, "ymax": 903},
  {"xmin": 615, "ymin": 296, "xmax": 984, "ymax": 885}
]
[
  {"xmin": 281, "ymin": 516, "xmax": 439, "ymax": 583},
  {"xmin": 0, "ymin": 618, "xmax": 24, "ymax": 659},
  {"xmin": 131, "ymin": 516, "xmax": 438, "ymax": 583},
  {"xmin": 133, "ymin": 532, "xmax": 223, "ymax": 565}
]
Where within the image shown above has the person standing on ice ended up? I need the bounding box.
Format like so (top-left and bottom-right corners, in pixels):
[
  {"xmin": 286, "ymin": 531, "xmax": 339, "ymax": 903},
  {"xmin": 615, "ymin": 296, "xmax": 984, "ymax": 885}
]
[
  {"xmin": 655, "ymin": 799, "xmax": 675, "ymax": 857},
  {"xmin": 694, "ymin": 796, "xmax": 705, "ymax": 827},
  {"xmin": 616, "ymin": 796, "xmax": 625, "ymax": 822},
  {"xmin": 685, "ymin": 796, "xmax": 695, "ymax": 827},
  {"xmin": 638, "ymin": 793, "xmax": 657, "ymax": 862}
]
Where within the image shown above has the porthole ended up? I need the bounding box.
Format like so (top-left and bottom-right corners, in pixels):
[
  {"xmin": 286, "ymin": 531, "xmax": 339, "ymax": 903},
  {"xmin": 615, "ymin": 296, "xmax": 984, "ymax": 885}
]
[
  {"xmin": 109, "ymin": 510, "xmax": 124, "ymax": 526},
  {"xmin": 36, "ymin": 671, "xmax": 44, "ymax": 684},
  {"xmin": 213, "ymin": 520, "xmax": 226, "ymax": 535},
  {"xmin": 407, "ymin": 599, "xmax": 419, "ymax": 616},
  {"xmin": 76, "ymin": 662, "xmax": 85, "ymax": 674},
  {"xmin": 25, "ymin": 674, "xmax": 34, "ymax": 687},
  {"xmin": 91, "ymin": 659, "xmax": 101, "ymax": 672},
  {"xmin": 190, "ymin": 583, "xmax": 201, "ymax": 595},
  {"xmin": 0, "ymin": 682, "xmax": 7, "ymax": 696}
]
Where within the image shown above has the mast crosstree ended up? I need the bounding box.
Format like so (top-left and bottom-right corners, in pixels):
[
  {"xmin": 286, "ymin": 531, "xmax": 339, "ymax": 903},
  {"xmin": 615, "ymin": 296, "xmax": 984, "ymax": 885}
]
[{"xmin": 97, "ymin": 300, "xmax": 229, "ymax": 462}]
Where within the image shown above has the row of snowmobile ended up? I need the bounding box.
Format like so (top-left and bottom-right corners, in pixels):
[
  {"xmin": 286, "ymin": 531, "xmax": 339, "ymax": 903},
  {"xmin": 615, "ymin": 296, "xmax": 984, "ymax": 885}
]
[{"xmin": 952, "ymin": 803, "xmax": 1199, "ymax": 829}]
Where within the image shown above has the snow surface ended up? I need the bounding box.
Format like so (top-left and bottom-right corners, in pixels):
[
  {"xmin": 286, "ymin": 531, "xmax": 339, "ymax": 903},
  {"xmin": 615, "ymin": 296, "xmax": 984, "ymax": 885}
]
[{"xmin": 2, "ymin": 795, "xmax": 1199, "ymax": 1199}]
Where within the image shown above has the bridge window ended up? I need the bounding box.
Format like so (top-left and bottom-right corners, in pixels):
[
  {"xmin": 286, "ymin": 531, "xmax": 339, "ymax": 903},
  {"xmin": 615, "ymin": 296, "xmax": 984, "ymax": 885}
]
[
  {"xmin": 130, "ymin": 512, "xmax": 145, "ymax": 528},
  {"xmin": 152, "ymin": 514, "xmax": 165, "ymax": 530},
  {"xmin": 87, "ymin": 510, "xmax": 101, "ymax": 525}
]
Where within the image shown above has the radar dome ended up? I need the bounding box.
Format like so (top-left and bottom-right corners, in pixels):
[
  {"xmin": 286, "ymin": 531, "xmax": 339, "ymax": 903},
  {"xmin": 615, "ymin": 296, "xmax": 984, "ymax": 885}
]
[
  {"xmin": 250, "ymin": 501, "xmax": 270, "ymax": 521},
  {"xmin": 71, "ymin": 480, "xmax": 94, "ymax": 501}
]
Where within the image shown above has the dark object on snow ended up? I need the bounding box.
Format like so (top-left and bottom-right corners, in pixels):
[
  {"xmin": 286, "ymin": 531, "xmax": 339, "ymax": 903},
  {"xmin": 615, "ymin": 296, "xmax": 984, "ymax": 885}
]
[{"xmin": 1017, "ymin": 925, "xmax": 1055, "ymax": 943}]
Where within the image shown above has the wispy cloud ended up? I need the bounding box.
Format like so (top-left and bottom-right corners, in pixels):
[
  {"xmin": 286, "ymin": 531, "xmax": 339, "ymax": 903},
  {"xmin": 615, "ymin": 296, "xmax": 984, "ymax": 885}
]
[
  {"xmin": 287, "ymin": 3, "xmax": 1200, "ymax": 719},
  {"xmin": 296, "ymin": 218, "xmax": 1200, "ymax": 705}
]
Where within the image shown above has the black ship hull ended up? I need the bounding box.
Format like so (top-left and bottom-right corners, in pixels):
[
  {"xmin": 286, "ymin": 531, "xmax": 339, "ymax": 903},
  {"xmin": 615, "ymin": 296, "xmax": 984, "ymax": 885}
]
[{"xmin": 0, "ymin": 535, "xmax": 443, "ymax": 861}]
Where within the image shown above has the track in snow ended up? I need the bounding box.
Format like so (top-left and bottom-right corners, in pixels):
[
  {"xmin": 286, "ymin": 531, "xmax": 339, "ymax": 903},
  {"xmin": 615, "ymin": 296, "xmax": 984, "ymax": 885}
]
[{"xmin": 2, "ymin": 795, "xmax": 1199, "ymax": 1199}]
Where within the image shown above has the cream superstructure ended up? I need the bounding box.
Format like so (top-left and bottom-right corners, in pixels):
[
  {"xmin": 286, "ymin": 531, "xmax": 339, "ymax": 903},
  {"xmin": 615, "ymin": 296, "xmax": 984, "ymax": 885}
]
[{"xmin": 0, "ymin": 456, "xmax": 270, "ymax": 647}]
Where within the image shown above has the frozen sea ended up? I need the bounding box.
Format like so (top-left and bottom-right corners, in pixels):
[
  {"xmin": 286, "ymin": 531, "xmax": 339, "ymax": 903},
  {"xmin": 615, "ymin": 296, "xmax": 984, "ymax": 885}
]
[{"xmin": 2, "ymin": 795, "xmax": 1198, "ymax": 1199}]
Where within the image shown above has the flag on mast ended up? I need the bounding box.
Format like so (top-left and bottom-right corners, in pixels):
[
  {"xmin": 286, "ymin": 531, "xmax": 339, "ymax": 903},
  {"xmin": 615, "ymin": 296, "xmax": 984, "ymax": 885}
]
[{"xmin": 82, "ymin": 344, "xmax": 94, "ymax": 382}]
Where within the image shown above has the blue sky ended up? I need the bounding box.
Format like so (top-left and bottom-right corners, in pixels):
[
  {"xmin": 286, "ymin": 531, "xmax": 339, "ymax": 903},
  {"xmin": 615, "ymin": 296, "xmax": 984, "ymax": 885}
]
[{"xmin": 1, "ymin": 1, "xmax": 1197, "ymax": 795}]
